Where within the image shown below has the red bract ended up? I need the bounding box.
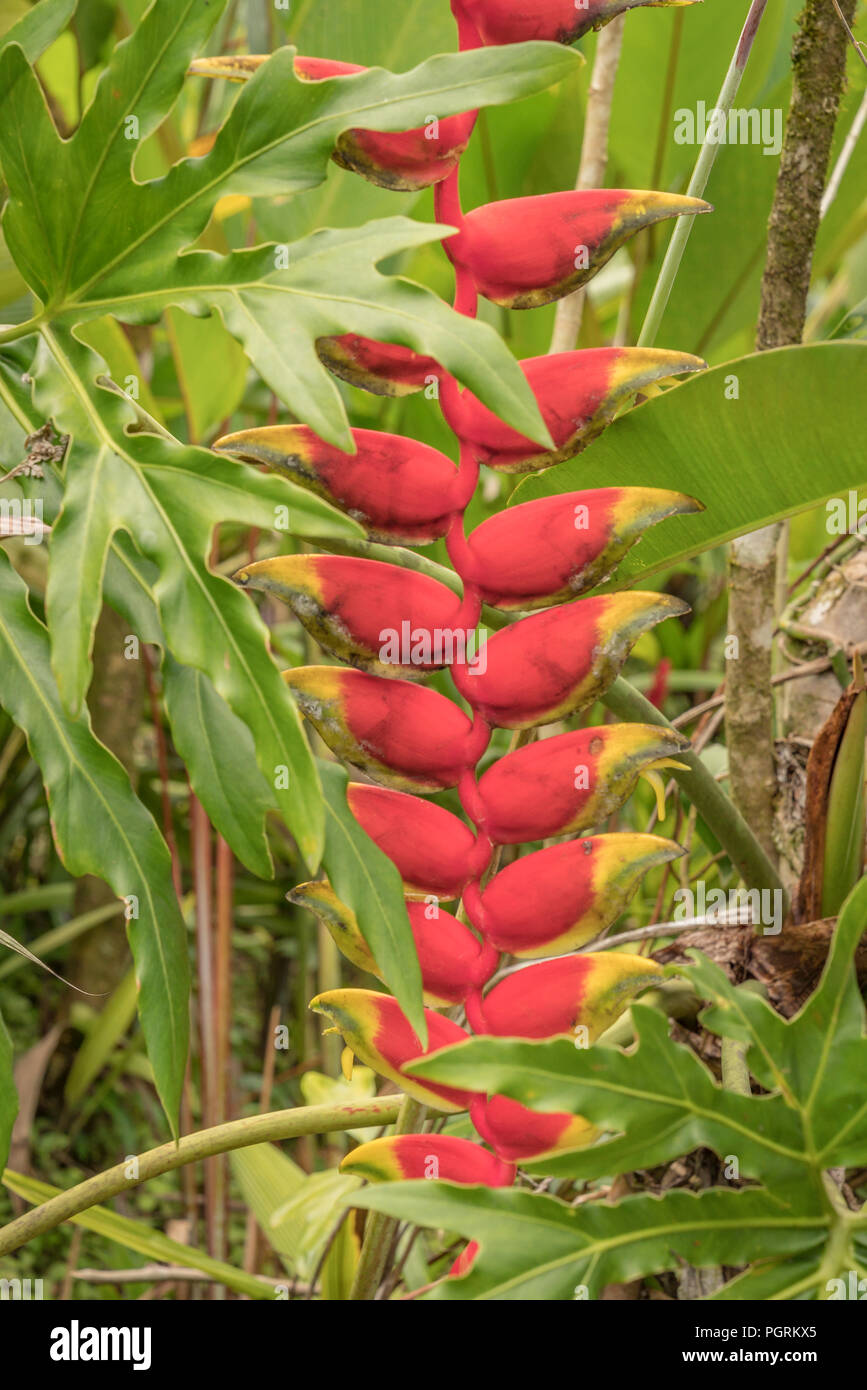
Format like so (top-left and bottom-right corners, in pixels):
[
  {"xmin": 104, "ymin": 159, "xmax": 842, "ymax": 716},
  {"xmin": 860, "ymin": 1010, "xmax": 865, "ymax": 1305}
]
[
  {"xmin": 464, "ymin": 833, "xmax": 683, "ymax": 956},
  {"xmin": 451, "ymin": 592, "xmax": 689, "ymax": 729},
  {"xmin": 314, "ymin": 334, "xmax": 439, "ymax": 398},
  {"xmin": 341, "ymin": 1134, "xmax": 515, "ymax": 1187},
  {"xmin": 470, "ymin": 1095, "xmax": 598, "ymax": 1163},
  {"xmin": 214, "ymin": 425, "xmax": 471, "ymax": 546},
  {"xmin": 291, "ymin": 882, "xmax": 496, "ymax": 1006},
  {"xmin": 346, "ymin": 784, "xmax": 486, "ymax": 899},
  {"xmin": 453, "ymin": 0, "xmax": 697, "ymax": 47},
  {"xmin": 441, "ymin": 348, "xmax": 706, "ymax": 472},
  {"xmin": 476, "ymin": 723, "xmax": 689, "ymax": 843},
  {"xmin": 463, "ymin": 487, "xmax": 702, "ymax": 610},
  {"xmin": 294, "ymin": 57, "xmax": 477, "ymax": 189},
  {"xmin": 465, "ymin": 952, "xmax": 662, "ymax": 1038},
  {"xmin": 234, "ymin": 554, "xmax": 475, "ymax": 678},
  {"xmin": 447, "ymin": 190, "xmax": 711, "ymax": 309},
  {"xmin": 310, "ymin": 989, "xmax": 476, "ymax": 1111},
  {"xmin": 284, "ymin": 666, "xmax": 489, "ymax": 792}
]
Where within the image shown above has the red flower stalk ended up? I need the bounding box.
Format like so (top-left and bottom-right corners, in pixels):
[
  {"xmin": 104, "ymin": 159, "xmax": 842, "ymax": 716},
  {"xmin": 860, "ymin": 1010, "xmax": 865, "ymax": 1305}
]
[{"xmin": 223, "ymin": 2, "xmax": 710, "ymax": 1254}]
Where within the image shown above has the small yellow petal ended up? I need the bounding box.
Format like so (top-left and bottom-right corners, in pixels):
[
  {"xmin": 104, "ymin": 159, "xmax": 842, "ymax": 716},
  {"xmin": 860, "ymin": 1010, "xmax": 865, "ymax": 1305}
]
[{"xmin": 341, "ymin": 1046, "xmax": 355, "ymax": 1082}]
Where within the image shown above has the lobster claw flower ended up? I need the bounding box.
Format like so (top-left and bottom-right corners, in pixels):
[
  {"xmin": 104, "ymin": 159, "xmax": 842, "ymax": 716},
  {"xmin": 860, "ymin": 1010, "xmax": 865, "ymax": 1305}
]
[
  {"xmin": 310, "ymin": 989, "xmax": 475, "ymax": 1111},
  {"xmin": 347, "ymin": 784, "xmax": 486, "ymax": 899},
  {"xmin": 234, "ymin": 555, "xmax": 471, "ymax": 678},
  {"xmin": 315, "ymin": 334, "xmax": 439, "ymax": 398},
  {"xmin": 341, "ymin": 1134, "xmax": 515, "ymax": 1187},
  {"xmin": 466, "ymin": 952, "xmax": 662, "ymax": 1039},
  {"xmin": 448, "ymin": 191, "xmax": 711, "ymax": 309},
  {"xmin": 464, "ymin": 487, "xmax": 703, "ymax": 610},
  {"xmin": 465, "ymin": 832, "xmax": 684, "ymax": 956},
  {"xmin": 214, "ymin": 425, "xmax": 468, "ymax": 546},
  {"xmin": 453, "ymin": 0, "xmax": 698, "ymax": 47},
  {"xmin": 284, "ymin": 666, "xmax": 488, "ymax": 792},
  {"xmin": 189, "ymin": 54, "xmax": 475, "ymax": 190},
  {"xmin": 441, "ymin": 348, "xmax": 705, "ymax": 473},
  {"xmin": 469, "ymin": 1094, "xmax": 598, "ymax": 1164},
  {"xmin": 290, "ymin": 882, "xmax": 497, "ymax": 1006},
  {"xmin": 476, "ymin": 723, "xmax": 690, "ymax": 843},
  {"xmin": 452, "ymin": 592, "xmax": 689, "ymax": 730}
]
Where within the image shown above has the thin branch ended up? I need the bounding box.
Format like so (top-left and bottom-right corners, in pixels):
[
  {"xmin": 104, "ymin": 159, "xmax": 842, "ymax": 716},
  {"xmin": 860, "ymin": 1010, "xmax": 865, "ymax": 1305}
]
[{"xmin": 638, "ymin": 0, "xmax": 770, "ymax": 347}]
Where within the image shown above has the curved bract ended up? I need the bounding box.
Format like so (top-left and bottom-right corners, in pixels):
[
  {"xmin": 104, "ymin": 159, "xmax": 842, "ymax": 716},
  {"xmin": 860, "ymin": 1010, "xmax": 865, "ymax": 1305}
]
[{"xmin": 221, "ymin": 0, "xmax": 708, "ymax": 1278}]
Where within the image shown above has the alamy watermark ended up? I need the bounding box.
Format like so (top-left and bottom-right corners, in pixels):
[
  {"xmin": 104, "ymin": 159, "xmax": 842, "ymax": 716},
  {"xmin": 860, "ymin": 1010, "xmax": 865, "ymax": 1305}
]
[
  {"xmin": 379, "ymin": 622, "xmax": 487, "ymax": 673},
  {"xmin": 674, "ymin": 101, "xmax": 783, "ymax": 157},
  {"xmin": 673, "ymin": 880, "xmax": 783, "ymax": 935}
]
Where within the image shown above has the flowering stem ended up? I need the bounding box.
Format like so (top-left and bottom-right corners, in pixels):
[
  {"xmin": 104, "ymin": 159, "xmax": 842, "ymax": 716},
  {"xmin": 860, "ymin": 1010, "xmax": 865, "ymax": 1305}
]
[
  {"xmin": 638, "ymin": 0, "xmax": 770, "ymax": 348},
  {"xmin": 0, "ymin": 1098, "xmax": 402, "ymax": 1258}
]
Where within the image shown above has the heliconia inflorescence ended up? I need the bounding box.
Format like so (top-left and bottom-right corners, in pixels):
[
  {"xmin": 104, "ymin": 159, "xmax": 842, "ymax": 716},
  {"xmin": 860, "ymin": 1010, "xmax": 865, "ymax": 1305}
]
[{"xmin": 211, "ymin": 0, "xmax": 705, "ymax": 1282}]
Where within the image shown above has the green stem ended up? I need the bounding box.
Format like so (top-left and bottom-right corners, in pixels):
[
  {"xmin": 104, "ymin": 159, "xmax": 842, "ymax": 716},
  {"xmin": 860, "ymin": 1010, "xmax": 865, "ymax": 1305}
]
[
  {"xmin": 0, "ymin": 315, "xmax": 44, "ymax": 346},
  {"xmin": 603, "ymin": 676, "xmax": 787, "ymax": 908},
  {"xmin": 348, "ymin": 1094, "xmax": 425, "ymax": 1301},
  {"xmin": 0, "ymin": 1098, "xmax": 401, "ymax": 1257},
  {"xmin": 638, "ymin": 0, "xmax": 770, "ymax": 347}
]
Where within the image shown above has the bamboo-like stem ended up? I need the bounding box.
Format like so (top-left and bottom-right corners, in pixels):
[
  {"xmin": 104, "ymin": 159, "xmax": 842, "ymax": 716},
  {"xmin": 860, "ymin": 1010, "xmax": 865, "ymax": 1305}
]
[
  {"xmin": 0, "ymin": 1099, "xmax": 402, "ymax": 1257},
  {"xmin": 347, "ymin": 1094, "xmax": 425, "ymax": 1301},
  {"xmin": 638, "ymin": 0, "xmax": 770, "ymax": 348}
]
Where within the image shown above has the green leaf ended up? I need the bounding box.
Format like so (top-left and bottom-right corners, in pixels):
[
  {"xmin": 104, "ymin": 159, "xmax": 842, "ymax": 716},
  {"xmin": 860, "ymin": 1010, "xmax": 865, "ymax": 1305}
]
[
  {"xmin": 0, "ymin": 1005, "xmax": 16, "ymax": 1175},
  {"xmin": 2, "ymin": 1168, "xmax": 275, "ymax": 1299},
  {"xmin": 64, "ymin": 966, "xmax": 138, "ymax": 1107},
  {"xmin": 84, "ymin": 218, "xmax": 554, "ymax": 451},
  {"xmin": 513, "ymin": 345, "xmax": 867, "ymax": 587},
  {"xmin": 34, "ymin": 327, "xmax": 333, "ymax": 865},
  {"xmin": 382, "ymin": 879, "xmax": 867, "ymax": 1298},
  {"xmin": 352, "ymin": 1182, "xmax": 827, "ymax": 1302},
  {"xmin": 164, "ymin": 305, "xmax": 247, "ymax": 442},
  {"xmin": 162, "ymin": 657, "xmax": 275, "ymax": 880},
  {"xmin": 319, "ymin": 760, "xmax": 425, "ymax": 1047},
  {"xmin": 0, "ymin": 0, "xmax": 77, "ymax": 63},
  {"xmin": 0, "ymin": 18, "xmax": 581, "ymax": 445},
  {"xmin": 0, "ymin": 548, "xmax": 188, "ymax": 1135}
]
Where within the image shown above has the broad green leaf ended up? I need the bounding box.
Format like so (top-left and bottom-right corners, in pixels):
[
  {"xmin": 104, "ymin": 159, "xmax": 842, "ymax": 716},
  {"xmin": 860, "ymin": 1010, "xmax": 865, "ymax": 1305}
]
[
  {"xmin": 34, "ymin": 328, "xmax": 338, "ymax": 865},
  {"xmin": 231, "ymin": 1141, "xmax": 360, "ymax": 1286},
  {"xmin": 80, "ymin": 218, "xmax": 553, "ymax": 450},
  {"xmin": 164, "ymin": 305, "xmax": 247, "ymax": 442},
  {"xmin": 0, "ymin": 0, "xmax": 76, "ymax": 62},
  {"xmin": 0, "ymin": 548, "xmax": 188, "ymax": 1134},
  {"xmin": 0, "ymin": 1006, "xmax": 16, "ymax": 1175},
  {"xmin": 2, "ymin": 1168, "xmax": 275, "ymax": 1299},
  {"xmin": 64, "ymin": 967, "xmax": 137, "ymax": 1107},
  {"xmin": 352, "ymin": 1183, "xmax": 827, "ymax": 1302},
  {"xmin": 0, "ymin": 20, "xmax": 582, "ymax": 445},
  {"xmin": 162, "ymin": 657, "xmax": 275, "ymax": 880},
  {"xmin": 319, "ymin": 760, "xmax": 425, "ymax": 1046},
  {"xmin": 513, "ymin": 345, "xmax": 867, "ymax": 587}
]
